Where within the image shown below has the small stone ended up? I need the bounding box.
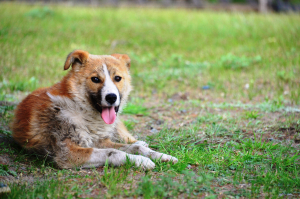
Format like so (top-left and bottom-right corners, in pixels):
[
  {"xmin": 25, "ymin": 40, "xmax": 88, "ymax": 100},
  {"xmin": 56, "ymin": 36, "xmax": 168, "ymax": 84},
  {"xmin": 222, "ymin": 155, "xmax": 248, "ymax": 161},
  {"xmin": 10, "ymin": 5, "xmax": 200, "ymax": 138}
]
[
  {"xmin": 0, "ymin": 184, "xmax": 11, "ymax": 195},
  {"xmin": 202, "ymin": 85, "xmax": 210, "ymax": 90},
  {"xmin": 244, "ymin": 83, "xmax": 249, "ymax": 89},
  {"xmin": 150, "ymin": 127, "xmax": 159, "ymax": 134},
  {"xmin": 0, "ymin": 183, "xmax": 7, "ymax": 188}
]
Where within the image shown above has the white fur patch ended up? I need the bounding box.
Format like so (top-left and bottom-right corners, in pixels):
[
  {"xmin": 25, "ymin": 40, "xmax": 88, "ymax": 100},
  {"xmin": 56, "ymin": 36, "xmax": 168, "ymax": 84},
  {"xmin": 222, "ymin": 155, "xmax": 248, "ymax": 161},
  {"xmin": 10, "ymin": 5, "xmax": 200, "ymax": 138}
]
[
  {"xmin": 101, "ymin": 64, "xmax": 120, "ymax": 107},
  {"xmin": 82, "ymin": 148, "xmax": 155, "ymax": 170},
  {"xmin": 120, "ymin": 143, "xmax": 178, "ymax": 163}
]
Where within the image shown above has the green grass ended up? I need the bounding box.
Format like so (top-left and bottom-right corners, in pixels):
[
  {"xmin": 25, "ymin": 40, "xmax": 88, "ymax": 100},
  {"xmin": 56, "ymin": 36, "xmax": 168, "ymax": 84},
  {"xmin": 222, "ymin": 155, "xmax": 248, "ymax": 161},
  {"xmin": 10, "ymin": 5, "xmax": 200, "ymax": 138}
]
[
  {"xmin": 1, "ymin": 2, "xmax": 300, "ymax": 199},
  {"xmin": 144, "ymin": 125, "xmax": 300, "ymax": 198},
  {"xmin": 123, "ymin": 120, "xmax": 137, "ymax": 131},
  {"xmin": 0, "ymin": 3, "xmax": 299, "ymax": 103},
  {"xmin": 1, "ymin": 104, "xmax": 299, "ymax": 197},
  {"xmin": 122, "ymin": 103, "xmax": 149, "ymax": 115}
]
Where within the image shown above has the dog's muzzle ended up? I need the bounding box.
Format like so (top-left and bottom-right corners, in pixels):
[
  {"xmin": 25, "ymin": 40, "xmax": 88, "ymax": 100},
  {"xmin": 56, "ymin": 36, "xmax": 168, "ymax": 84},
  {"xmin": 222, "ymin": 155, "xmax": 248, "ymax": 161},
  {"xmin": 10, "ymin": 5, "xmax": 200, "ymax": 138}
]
[{"xmin": 96, "ymin": 93, "xmax": 120, "ymax": 125}]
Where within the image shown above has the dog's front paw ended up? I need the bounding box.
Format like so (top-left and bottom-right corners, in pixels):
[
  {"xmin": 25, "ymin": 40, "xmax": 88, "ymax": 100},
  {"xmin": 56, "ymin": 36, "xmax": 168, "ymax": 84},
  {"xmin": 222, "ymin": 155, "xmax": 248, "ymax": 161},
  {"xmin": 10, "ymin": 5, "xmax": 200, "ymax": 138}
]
[
  {"xmin": 128, "ymin": 154, "xmax": 155, "ymax": 170},
  {"xmin": 133, "ymin": 141, "xmax": 149, "ymax": 148},
  {"xmin": 151, "ymin": 152, "xmax": 178, "ymax": 164},
  {"xmin": 160, "ymin": 154, "xmax": 178, "ymax": 163}
]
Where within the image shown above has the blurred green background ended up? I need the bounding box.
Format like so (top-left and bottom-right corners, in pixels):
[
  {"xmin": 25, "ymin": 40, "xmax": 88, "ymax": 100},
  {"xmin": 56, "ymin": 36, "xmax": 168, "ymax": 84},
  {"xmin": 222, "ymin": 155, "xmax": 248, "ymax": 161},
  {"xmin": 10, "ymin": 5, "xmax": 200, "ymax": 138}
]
[{"xmin": 0, "ymin": 3, "xmax": 299, "ymax": 105}]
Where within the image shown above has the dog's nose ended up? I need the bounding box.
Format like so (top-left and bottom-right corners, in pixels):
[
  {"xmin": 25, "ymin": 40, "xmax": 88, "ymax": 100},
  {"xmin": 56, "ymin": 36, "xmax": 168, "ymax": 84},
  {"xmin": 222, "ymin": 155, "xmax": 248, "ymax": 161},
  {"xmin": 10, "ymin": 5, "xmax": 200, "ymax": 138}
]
[{"xmin": 105, "ymin": 94, "xmax": 117, "ymax": 105}]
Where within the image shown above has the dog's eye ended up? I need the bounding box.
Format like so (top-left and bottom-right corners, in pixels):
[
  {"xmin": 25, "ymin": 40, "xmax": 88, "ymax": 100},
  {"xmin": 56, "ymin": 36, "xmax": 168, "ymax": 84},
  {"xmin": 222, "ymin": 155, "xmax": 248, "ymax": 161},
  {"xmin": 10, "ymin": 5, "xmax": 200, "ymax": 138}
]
[
  {"xmin": 91, "ymin": 77, "xmax": 101, "ymax": 83},
  {"xmin": 114, "ymin": 76, "xmax": 122, "ymax": 82}
]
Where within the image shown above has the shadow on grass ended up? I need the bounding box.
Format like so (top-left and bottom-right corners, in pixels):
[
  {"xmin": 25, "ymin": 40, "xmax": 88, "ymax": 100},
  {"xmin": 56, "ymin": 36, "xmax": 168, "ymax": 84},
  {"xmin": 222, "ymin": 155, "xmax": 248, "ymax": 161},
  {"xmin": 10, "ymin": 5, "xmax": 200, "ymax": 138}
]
[{"xmin": 0, "ymin": 134, "xmax": 56, "ymax": 170}]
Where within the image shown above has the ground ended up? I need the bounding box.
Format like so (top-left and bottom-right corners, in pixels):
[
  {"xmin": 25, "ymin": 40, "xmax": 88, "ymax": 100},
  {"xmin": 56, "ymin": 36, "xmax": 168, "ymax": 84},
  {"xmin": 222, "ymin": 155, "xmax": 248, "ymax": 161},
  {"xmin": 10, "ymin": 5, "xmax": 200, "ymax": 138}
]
[
  {"xmin": 0, "ymin": 2, "xmax": 300, "ymax": 198},
  {"xmin": 1, "ymin": 96, "xmax": 299, "ymax": 198}
]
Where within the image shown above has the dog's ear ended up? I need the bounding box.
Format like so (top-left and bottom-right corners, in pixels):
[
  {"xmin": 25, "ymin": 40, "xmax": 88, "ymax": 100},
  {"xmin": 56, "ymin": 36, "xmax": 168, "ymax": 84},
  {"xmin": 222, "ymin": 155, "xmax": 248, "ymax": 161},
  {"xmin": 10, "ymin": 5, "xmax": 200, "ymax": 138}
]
[
  {"xmin": 111, "ymin": 54, "xmax": 131, "ymax": 70},
  {"xmin": 64, "ymin": 50, "xmax": 89, "ymax": 70}
]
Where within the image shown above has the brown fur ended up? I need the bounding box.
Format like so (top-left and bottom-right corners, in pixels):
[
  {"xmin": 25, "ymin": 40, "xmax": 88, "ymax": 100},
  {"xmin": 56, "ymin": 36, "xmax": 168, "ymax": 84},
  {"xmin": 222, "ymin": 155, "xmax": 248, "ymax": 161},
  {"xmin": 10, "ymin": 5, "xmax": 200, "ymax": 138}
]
[
  {"xmin": 12, "ymin": 88, "xmax": 52, "ymax": 147},
  {"xmin": 99, "ymin": 138, "xmax": 128, "ymax": 149},
  {"xmin": 58, "ymin": 139, "xmax": 93, "ymax": 168},
  {"xmin": 64, "ymin": 50, "xmax": 89, "ymax": 70},
  {"xmin": 115, "ymin": 121, "xmax": 137, "ymax": 143}
]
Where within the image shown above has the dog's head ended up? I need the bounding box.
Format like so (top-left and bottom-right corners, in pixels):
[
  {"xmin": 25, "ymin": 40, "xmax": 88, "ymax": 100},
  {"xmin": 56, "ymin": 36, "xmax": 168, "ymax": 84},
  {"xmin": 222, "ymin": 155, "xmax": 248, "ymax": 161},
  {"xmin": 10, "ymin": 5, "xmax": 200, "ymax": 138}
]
[{"xmin": 64, "ymin": 50, "xmax": 132, "ymax": 124}]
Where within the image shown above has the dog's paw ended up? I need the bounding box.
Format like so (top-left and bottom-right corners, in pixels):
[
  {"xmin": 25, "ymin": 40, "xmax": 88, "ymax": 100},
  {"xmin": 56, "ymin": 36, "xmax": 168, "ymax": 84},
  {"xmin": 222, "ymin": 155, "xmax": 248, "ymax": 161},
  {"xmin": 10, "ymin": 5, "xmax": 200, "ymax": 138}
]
[
  {"xmin": 151, "ymin": 152, "xmax": 178, "ymax": 164},
  {"xmin": 160, "ymin": 154, "xmax": 178, "ymax": 163},
  {"xmin": 130, "ymin": 155, "xmax": 155, "ymax": 170},
  {"xmin": 133, "ymin": 141, "xmax": 149, "ymax": 148}
]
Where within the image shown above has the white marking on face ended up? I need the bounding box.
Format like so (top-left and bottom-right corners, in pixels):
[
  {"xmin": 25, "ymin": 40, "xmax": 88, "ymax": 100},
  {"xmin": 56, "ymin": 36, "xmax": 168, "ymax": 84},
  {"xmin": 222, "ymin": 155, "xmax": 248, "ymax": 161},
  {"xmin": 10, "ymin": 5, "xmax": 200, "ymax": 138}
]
[{"xmin": 101, "ymin": 64, "xmax": 120, "ymax": 106}]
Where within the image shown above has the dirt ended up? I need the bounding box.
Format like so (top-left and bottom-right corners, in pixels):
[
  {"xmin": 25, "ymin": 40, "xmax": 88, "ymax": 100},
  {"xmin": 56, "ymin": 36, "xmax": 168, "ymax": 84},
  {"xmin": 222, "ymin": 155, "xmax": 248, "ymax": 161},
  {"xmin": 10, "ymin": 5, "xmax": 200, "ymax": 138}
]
[{"xmin": 124, "ymin": 97, "xmax": 300, "ymax": 145}]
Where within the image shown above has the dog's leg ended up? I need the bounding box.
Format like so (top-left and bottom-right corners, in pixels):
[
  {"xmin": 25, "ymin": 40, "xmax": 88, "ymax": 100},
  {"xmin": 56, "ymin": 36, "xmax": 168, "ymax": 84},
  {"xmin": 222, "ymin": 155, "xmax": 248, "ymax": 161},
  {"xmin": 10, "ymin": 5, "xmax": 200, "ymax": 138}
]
[
  {"xmin": 57, "ymin": 139, "xmax": 155, "ymax": 170},
  {"xmin": 82, "ymin": 148, "xmax": 155, "ymax": 169},
  {"xmin": 116, "ymin": 119, "xmax": 149, "ymax": 147},
  {"xmin": 116, "ymin": 120, "xmax": 138, "ymax": 143},
  {"xmin": 100, "ymin": 139, "xmax": 178, "ymax": 163}
]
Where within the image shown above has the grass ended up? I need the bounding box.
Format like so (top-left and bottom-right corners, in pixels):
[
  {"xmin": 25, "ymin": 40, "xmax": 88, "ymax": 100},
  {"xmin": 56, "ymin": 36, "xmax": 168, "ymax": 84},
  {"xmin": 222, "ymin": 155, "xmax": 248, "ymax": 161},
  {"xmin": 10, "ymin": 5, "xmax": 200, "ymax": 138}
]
[
  {"xmin": 0, "ymin": 2, "xmax": 300, "ymax": 198},
  {"xmin": 0, "ymin": 3, "xmax": 299, "ymax": 103},
  {"xmin": 1, "ymin": 100, "xmax": 300, "ymax": 198},
  {"xmin": 122, "ymin": 103, "xmax": 149, "ymax": 115}
]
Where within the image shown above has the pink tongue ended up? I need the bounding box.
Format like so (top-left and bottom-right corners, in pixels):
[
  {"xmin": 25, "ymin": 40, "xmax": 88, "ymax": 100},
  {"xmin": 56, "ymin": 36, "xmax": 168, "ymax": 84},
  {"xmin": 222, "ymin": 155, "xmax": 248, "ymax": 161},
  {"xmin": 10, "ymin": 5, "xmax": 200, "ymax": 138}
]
[{"xmin": 101, "ymin": 107, "xmax": 116, "ymax": 124}]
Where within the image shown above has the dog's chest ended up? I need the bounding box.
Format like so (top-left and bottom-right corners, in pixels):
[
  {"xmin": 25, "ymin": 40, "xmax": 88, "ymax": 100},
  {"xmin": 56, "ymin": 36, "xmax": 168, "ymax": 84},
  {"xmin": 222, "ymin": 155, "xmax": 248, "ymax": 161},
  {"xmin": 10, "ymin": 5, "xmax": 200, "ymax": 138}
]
[
  {"xmin": 59, "ymin": 108, "xmax": 114, "ymax": 147},
  {"xmin": 51, "ymin": 103, "xmax": 114, "ymax": 147},
  {"xmin": 49, "ymin": 94, "xmax": 114, "ymax": 148}
]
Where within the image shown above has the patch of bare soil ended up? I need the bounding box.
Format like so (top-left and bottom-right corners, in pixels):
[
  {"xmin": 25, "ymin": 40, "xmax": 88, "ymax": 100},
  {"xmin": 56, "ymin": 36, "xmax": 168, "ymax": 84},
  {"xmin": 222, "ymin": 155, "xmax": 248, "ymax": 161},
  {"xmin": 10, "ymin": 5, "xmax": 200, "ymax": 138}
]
[
  {"xmin": 271, "ymin": 123, "xmax": 300, "ymax": 142},
  {"xmin": 126, "ymin": 97, "xmax": 300, "ymax": 148}
]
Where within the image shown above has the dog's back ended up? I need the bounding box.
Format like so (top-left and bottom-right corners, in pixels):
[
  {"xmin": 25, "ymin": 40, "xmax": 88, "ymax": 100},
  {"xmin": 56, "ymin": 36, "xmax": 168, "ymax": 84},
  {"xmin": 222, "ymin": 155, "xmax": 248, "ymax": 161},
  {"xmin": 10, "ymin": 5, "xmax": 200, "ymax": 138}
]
[{"xmin": 12, "ymin": 88, "xmax": 52, "ymax": 152}]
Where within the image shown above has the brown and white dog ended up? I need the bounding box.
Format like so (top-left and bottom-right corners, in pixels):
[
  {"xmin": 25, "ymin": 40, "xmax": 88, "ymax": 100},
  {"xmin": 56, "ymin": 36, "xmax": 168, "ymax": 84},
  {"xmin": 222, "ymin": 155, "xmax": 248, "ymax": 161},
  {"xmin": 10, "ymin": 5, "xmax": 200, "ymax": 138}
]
[{"xmin": 11, "ymin": 50, "xmax": 177, "ymax": 169}]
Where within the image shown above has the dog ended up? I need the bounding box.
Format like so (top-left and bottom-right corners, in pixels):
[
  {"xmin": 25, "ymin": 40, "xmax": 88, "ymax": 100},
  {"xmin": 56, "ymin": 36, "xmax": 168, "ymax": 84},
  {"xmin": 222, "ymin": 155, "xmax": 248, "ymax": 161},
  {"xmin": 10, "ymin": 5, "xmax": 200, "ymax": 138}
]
[{"xmin": 11, "ymin": 50, "xmax": 178, "ymax": 169}]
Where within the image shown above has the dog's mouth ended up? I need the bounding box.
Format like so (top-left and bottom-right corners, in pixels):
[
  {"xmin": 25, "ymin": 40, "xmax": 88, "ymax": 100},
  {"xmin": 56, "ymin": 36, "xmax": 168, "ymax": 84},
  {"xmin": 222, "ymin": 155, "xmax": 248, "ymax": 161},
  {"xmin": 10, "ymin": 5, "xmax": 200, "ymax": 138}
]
[{"xmin": 96, "ymin": 103, "xmax": 119, "ymax": 124}]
